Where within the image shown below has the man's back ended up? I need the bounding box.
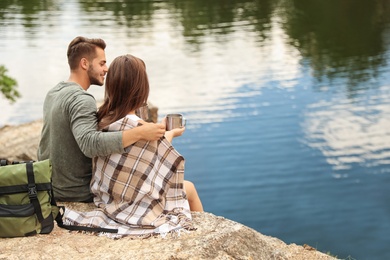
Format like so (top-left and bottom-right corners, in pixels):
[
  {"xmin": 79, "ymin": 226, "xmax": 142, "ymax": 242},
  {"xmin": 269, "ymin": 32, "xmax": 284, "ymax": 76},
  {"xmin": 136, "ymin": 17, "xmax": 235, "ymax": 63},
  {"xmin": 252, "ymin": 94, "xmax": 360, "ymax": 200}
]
[
  {"xmin": 38, "ymin": 81, "xmax": 97, "ymax": 201},
  {"xmin": 38, "ymin": 81, "xmax": 124, "ymax": 202}
]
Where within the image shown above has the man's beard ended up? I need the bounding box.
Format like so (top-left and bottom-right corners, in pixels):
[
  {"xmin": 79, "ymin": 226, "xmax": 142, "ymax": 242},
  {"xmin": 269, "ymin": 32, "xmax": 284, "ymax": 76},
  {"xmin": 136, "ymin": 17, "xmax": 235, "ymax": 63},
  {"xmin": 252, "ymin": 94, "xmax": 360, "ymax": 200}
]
[{"xmin": 88, "ymin": 66, "xmax": 104, "ymax": 86}]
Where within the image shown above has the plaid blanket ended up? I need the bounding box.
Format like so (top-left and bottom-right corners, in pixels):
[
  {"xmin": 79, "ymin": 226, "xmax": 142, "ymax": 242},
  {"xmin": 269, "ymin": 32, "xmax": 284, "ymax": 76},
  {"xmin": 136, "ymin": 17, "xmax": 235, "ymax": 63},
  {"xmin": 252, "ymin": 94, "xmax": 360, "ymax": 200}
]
[{"xmin": 64, "ymin": 116, "xmax": 193, "ymax": 238}]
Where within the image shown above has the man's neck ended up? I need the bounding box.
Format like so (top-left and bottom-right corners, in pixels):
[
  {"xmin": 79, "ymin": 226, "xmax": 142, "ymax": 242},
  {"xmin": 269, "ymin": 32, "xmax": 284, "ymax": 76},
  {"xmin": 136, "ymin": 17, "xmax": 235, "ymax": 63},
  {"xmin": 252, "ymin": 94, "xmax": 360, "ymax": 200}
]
[{"xmin": 68, "ymin": 73, "xmax": 90, "ymax": 91}]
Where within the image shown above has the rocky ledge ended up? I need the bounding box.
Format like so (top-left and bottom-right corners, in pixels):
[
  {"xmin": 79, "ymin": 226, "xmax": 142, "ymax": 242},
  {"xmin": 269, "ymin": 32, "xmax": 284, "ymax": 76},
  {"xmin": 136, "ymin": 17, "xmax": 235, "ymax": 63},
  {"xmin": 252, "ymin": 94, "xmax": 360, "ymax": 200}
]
[{"xmin": 0, "ymin": 120, "xmax": 336, "ymax": 260}]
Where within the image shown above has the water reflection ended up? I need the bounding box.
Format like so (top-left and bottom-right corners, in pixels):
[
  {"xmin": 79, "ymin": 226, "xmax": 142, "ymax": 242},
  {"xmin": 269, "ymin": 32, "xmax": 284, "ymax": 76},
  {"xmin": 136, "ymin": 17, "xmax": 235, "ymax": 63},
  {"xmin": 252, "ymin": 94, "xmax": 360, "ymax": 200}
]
[
  {"xmin": 281, "ymin": 0, "xmax": 390, "ymax": 90},
  {"xmin": 1, "ymin": 0, "xmax": 389, "ymax": 90},
  {"xmin": 0, "ymin": 0, "xmax": 58, "ymax": 39},
  {"xmin": 303, "ymin": 90, "xmax": 390, "ymax": 172}
]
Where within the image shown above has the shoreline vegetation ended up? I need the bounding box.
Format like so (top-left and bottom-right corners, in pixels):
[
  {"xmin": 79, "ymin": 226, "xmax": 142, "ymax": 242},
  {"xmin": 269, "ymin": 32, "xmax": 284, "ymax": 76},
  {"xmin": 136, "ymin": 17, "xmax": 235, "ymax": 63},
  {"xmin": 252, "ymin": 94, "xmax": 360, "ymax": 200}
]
[{"xmin": 0, "ymin": 64, "xmax": 20, "ymax": 104}]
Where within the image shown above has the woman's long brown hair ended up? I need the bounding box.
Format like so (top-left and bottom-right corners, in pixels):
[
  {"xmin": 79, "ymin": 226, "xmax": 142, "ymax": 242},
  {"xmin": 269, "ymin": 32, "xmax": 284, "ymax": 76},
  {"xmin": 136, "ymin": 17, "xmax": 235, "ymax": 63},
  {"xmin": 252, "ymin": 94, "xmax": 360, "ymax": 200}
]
[{"xmin": 97, "ymin": 54, "xmax": 149, "ymax": 129}]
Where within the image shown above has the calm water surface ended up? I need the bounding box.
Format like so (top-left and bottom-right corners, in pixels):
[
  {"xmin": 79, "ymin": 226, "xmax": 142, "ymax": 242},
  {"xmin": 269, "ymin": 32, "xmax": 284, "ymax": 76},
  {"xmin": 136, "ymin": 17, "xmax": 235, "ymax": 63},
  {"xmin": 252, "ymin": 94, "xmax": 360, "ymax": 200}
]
[{"xmin": 1, "ymin": 1, "xmax": 390, "ymax": 259}]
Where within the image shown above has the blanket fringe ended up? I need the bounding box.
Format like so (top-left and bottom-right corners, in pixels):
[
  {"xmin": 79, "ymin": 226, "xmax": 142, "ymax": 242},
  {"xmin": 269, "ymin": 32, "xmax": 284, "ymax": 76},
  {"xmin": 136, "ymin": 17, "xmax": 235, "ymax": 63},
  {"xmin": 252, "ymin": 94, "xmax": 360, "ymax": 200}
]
[{"xmin": 62, "ymin": 216, "xmax": 194, "ymax": 239}]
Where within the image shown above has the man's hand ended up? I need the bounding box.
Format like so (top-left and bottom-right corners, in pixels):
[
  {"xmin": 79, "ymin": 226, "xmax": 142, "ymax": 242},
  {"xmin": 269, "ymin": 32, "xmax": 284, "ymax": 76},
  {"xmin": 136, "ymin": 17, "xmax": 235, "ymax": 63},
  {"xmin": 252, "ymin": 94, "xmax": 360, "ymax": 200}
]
[
  {"xmin": 138, "ymin": 119, "xmax": 166, "ymax": 141},
  {"xmin": 122, "ymin": 118, "xmax": 167, "ymax": 147}
]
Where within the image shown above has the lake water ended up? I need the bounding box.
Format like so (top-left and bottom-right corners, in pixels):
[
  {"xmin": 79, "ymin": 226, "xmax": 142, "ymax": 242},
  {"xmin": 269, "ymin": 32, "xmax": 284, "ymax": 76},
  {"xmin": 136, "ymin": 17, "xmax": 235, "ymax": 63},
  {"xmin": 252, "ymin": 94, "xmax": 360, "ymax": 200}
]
[{"xmin": 1, "ymin": 1, "xmax": 390, "ymax": 259}]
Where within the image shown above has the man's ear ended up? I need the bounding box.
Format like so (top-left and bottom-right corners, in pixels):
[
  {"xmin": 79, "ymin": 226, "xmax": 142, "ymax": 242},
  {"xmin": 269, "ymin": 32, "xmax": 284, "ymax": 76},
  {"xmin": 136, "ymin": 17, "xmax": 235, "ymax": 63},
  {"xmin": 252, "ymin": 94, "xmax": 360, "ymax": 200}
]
[{"xmin": 80, "ymin": 58, "xmax": 89, "ymax": 70}]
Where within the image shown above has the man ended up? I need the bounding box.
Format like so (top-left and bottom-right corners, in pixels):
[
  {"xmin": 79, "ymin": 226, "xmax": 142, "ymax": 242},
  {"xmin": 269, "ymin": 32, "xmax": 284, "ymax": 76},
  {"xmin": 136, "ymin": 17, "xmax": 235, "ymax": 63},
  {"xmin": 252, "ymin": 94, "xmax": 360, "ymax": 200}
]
[{"xmin": 38, "ymin": 36, "xmax": 166, "ymax": 202}]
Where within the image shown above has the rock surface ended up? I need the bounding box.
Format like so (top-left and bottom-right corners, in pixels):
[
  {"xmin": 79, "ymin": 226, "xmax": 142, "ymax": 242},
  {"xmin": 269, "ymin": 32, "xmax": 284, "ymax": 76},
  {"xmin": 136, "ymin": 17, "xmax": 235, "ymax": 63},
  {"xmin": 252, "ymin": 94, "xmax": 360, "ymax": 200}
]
[
  {"xmin": 0, "ymin": 118, "xmax": 336, "ymax": 260},
  {"xmin": 0, "ymin": 119, "xmax": 43, "ymax": 161},
  {"xmin": 0, "ymin": 203, "xmax": 335, "ymax": 260}
]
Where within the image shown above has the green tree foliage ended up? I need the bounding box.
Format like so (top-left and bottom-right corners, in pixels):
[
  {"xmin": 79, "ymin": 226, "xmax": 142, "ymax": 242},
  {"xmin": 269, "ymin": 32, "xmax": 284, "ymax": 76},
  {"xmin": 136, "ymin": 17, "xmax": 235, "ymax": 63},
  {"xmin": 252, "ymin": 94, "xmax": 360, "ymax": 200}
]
[{"xmin": 0, "ymin": 65, "xmax": 20, "ymax": 103}]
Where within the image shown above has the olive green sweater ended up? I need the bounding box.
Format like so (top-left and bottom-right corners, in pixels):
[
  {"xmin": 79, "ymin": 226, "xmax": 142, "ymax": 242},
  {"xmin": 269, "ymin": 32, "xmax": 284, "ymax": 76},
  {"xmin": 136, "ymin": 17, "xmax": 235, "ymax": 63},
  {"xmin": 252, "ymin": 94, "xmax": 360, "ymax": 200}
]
[{"xmin": 38, "ymin": 82, "xmax": 124, "ymax": 202}]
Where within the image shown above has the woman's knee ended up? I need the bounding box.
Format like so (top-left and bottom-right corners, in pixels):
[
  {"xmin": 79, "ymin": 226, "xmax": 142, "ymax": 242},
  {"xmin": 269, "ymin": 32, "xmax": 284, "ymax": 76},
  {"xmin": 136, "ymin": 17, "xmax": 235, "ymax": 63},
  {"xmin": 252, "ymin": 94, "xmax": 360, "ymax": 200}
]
[{"xmin": 184, "ymin": 180, "xmax": 195, "ymax": 192}]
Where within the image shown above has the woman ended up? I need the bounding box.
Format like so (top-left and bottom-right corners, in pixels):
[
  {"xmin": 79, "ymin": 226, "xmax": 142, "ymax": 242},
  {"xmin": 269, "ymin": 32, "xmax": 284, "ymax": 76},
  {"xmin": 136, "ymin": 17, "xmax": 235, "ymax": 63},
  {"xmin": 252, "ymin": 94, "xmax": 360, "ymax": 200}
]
[{"xmin": 95, "ymin": 54, "xmax": 203, "ymax": 214}]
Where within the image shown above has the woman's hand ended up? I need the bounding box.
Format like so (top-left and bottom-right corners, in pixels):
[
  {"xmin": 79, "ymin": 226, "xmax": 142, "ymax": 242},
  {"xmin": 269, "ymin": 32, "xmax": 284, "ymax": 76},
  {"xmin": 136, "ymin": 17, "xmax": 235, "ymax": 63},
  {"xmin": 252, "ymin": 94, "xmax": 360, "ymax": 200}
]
[
  {"xmin": 164, "ymin": 125, "xmax": 185, "ymax": 143},
  {"xmin": 161, "ymin": 117, "xmax": 186, "ymax": 142},
  {"xmin": 167, "ymin": 127, "xmax": 185, "ymax": 137}
]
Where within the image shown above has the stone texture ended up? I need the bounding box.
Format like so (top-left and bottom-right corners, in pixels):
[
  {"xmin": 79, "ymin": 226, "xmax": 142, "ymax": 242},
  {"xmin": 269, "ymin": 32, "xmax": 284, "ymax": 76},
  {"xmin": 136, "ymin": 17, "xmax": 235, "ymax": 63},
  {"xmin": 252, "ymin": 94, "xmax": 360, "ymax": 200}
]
[
  {"xmin": 0, "ymin": 202, "xmax": 335, "ymax": 260},
  {"xmin": 0, "ymin": 119, "xmax": 43, "ymax": 162},
  {"xmin": 0, "ymin": 106, "xmax": 336, "ymax": 260}
]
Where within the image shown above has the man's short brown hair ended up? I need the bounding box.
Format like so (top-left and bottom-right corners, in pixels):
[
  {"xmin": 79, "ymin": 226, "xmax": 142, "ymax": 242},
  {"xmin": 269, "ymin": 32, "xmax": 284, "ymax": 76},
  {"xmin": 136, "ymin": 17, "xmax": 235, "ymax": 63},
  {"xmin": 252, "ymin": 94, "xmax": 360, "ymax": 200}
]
[{"xmin": 67, "ymin": 36, "xmax": 106, "ymax": 70}]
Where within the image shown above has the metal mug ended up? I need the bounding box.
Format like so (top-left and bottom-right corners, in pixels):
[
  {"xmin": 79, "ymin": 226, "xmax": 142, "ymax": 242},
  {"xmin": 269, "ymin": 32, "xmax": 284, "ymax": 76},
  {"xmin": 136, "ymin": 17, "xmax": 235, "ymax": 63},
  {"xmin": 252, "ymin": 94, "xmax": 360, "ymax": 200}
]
[
  {"xmin": 135, "ymin": 103, "xmax": 149, "ymax": 121},
  {"xmin": 166, "ymin": 113, "xmax": 186, "ymax": 130}
]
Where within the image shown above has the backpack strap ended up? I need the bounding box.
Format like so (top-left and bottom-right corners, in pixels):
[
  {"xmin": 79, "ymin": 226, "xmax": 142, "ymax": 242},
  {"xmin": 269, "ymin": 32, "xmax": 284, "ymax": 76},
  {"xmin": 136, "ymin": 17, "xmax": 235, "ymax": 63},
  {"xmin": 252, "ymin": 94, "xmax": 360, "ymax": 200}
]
[
  {"xmin": 25, "ymin": 161, "xmax": 118, "ymax": 234},
  {"xmin": 0, "ymin": 159, "xmax": 8, "ymax": 166},
  {"xmin": 50, "ymin": 193, "xmax": 118, "ymax": 234},
  {"xmin": 26, "ymin": 162, "xmax": 45, "ymax": 223},
  {"xmin": 55, "ymin": 206, "xmax": 118, "ymax": 233}
]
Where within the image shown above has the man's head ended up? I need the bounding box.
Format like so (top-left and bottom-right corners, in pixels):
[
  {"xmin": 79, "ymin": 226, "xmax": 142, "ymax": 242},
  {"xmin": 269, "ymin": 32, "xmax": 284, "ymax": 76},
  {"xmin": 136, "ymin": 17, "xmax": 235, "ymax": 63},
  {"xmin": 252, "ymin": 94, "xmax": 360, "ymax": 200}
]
[{"xmin": 67, "ymin": 36, "xmax": 108, "ymax": 86}]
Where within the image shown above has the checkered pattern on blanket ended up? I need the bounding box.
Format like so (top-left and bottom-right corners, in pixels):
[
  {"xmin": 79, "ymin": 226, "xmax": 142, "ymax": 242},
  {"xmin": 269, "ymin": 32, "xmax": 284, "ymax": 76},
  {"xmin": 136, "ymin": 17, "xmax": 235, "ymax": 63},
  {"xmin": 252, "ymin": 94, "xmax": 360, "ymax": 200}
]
[{"xmin": 63, "ymin": 116, "xmax": 193, "ymax": 237}]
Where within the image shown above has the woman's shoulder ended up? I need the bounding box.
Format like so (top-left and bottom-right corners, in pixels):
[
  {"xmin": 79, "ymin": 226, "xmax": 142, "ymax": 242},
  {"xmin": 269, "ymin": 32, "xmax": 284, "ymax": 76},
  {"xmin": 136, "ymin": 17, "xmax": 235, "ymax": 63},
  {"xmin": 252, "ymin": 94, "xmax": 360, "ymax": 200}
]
[
  {"xmin": 125, "ymin": 114, "xmax": 141, "ymax": 121},
  {"xmin": 105, "ymin": 115, "xmax": 140, "ymax": 131}
]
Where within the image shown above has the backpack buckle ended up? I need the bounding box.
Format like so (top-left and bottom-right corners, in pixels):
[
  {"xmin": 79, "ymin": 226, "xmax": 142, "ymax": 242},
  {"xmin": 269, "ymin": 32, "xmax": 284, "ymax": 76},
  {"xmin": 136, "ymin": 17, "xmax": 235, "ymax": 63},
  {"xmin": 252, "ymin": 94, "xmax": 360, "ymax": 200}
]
[{"xmin": 28, "ymin": 184, "xmax": 38, "ymax": 199}]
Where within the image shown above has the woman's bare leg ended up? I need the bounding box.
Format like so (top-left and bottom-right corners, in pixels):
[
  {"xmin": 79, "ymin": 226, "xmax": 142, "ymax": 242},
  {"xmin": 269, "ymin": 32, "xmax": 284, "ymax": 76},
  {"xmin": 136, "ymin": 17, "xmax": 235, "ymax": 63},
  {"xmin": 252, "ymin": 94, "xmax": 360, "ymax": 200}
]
[{"xmin": 184, "ymin": 180, "xmax": 203, "ymax": 212}]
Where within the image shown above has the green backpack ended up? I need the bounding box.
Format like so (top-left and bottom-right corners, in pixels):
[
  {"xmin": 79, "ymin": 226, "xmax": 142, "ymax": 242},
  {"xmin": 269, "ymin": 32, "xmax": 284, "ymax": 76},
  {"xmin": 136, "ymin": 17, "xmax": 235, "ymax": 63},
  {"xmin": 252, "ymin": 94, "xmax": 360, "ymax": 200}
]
[
  {"xmin": 0, "ymin": 159, "xmax": 61, "ymax": 237},
  {"xmin": 0, "ymin": 159, "xmax": 117, "ymax": 237}
]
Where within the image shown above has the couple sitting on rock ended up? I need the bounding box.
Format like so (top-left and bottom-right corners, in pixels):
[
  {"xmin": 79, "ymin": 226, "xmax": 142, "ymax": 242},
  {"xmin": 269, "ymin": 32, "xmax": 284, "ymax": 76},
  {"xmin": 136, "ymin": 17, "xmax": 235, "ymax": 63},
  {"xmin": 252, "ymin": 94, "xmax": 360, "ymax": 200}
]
[{"xmin": 37, "ymin": 36, "xmax": 202, "ymax": 237}]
